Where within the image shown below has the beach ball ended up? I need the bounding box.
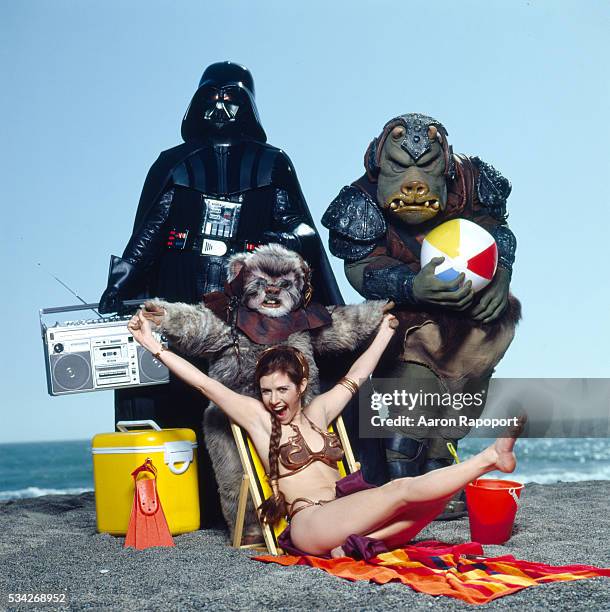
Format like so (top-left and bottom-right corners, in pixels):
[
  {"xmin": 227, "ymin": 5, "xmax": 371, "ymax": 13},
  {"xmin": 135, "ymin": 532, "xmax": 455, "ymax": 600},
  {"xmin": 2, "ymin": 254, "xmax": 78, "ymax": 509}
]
[{"xmin": 420, "ymin": 219, "xmax": 497, "ymax": 292}]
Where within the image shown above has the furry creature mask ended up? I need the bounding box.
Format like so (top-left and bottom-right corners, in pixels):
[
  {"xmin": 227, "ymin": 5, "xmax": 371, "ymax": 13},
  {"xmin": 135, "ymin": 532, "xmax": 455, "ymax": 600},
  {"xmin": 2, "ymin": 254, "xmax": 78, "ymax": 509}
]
[
  {"xmin": 228, "ymin": 244, "xmax": 312, "ymax": 317},
  {"xmin": 203, "ymin": 244, "xmax": 330, "ymax": 344}
]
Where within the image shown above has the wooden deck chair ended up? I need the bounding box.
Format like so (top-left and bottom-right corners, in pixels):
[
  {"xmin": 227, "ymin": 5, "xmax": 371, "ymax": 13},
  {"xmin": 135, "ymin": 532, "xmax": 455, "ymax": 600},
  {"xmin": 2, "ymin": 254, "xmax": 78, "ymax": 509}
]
[{"xmin": 230, "ymin": 416, "xmax": 359, "ymax": 555}]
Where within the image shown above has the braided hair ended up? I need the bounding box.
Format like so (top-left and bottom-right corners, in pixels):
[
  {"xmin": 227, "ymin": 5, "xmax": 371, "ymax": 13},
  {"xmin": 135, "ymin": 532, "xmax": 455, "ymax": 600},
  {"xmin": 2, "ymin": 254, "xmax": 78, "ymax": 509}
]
[{"xmin": 255, "ymin": 345, "xmax": 309, "ymax": 524}]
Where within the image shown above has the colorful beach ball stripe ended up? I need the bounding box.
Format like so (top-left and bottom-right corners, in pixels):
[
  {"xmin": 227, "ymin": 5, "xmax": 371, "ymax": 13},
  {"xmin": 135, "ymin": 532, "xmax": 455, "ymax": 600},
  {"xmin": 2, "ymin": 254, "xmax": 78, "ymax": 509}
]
[{"xmin": 421, "ymin": 218, "xmax": 498, "ymax": 292}]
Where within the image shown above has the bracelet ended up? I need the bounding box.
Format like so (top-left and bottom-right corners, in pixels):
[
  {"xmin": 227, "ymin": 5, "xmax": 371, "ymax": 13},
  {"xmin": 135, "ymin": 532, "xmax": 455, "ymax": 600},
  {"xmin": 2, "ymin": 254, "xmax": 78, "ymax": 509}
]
[
  {"xmin": 338, "ymin": 376, "xmax": 359, "ymax": 396},
  {"xmin": 153, "ymin": 346, "xmax": 167, "ymax": 360}
]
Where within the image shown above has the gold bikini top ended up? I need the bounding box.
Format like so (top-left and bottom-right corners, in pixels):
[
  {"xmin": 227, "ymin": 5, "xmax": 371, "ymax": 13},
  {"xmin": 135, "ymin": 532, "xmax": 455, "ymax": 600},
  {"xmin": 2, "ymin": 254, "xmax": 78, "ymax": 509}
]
[{"xmin": 277, "ymin": 413, "xmax": 344, "ymax": 478}]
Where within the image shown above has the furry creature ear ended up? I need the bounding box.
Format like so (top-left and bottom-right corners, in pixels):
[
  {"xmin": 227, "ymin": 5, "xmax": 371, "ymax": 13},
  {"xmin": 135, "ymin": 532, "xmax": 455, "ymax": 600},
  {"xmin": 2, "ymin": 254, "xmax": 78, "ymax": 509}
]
[
  {"xmin": 302, "ymin": 268, "xmax": 313, "ymax": 307},
  {"xmin": 294, "ymin": 252, "xmax": 313, "ymax": 307},
  {"xmin": 227, "ymin": 252, "xmax": 251, "ymax": 282}
]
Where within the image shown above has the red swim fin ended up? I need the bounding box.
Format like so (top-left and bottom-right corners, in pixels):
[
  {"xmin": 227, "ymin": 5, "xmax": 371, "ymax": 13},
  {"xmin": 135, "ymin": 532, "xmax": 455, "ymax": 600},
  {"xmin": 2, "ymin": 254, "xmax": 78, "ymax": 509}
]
[{"xmin": 124, "ymin": 459, "xmax": 175, "ymax": 550}]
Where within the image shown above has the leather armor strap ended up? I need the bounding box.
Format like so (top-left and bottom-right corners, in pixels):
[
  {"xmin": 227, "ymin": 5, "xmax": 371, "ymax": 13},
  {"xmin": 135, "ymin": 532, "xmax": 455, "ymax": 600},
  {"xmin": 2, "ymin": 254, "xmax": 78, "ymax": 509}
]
[{"xmin": 363, "ymin": 263, "xmax": 418, "ymax": 304}]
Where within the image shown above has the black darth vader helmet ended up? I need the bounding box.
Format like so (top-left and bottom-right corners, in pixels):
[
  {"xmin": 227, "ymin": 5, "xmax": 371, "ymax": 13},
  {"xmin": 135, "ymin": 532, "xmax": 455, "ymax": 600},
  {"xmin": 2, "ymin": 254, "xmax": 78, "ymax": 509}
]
[{"xmin": 181, "ymin": 61, "xmax": 267, "ymax": 143}]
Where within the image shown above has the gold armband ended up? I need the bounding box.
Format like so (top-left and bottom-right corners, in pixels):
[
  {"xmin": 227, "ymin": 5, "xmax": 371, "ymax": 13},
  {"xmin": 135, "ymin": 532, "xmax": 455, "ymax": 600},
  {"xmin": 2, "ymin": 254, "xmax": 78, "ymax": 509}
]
[
  {"xmin": 338, "ymin": 377, "xmax": 359, "ymax": 396},
  {"xmin": 154, "ymin": 346, "xmax": 167, "ymax": 360}
]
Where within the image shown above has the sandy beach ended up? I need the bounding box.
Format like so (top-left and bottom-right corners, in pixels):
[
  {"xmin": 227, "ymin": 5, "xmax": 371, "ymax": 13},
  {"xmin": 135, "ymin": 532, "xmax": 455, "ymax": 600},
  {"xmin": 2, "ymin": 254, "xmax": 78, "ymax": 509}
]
[{"xmin": 1, "ymin": 480, "xmax": 609, "ymax": 611}]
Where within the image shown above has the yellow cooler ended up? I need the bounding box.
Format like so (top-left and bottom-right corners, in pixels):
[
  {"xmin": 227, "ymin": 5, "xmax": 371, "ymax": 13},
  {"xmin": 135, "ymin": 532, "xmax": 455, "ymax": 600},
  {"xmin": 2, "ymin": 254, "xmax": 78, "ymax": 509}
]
[{"xmin": 92, "ymin": 420, "xmax": 200, "ymax": 535}]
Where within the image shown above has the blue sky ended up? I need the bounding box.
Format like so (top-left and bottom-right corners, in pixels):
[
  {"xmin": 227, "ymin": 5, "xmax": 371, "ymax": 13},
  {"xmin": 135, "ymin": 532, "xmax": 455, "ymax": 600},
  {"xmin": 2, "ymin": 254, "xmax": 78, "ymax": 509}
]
[{"xmin": 1, "ymin": 0, "xmax": 609, "ymax": 443}]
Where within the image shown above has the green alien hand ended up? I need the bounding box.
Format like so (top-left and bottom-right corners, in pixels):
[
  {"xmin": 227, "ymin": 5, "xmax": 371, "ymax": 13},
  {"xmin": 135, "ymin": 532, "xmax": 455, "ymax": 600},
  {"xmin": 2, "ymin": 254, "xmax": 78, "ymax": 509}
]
[
  {"xmin": 412, "ymin": 256, "xmax": 475, "ymax": 310},
  {"xmin": 470, "ymin": 267, "xmax": 511, "ymax": 323}
]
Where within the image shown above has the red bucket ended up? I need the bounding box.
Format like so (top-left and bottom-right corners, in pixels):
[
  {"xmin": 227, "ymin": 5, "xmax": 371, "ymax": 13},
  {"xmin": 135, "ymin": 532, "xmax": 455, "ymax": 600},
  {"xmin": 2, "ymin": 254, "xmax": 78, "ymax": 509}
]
[{"xmin": 465, "ymin": 478, "xmax": 524, "ymax": 544}]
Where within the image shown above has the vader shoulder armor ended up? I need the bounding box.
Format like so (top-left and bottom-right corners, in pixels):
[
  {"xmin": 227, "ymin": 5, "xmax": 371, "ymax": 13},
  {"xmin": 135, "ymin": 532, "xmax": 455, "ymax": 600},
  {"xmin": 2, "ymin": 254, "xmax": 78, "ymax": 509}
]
[{"xmin": 471, "ymin": 157, "xmax": 512, "ymax": 221}]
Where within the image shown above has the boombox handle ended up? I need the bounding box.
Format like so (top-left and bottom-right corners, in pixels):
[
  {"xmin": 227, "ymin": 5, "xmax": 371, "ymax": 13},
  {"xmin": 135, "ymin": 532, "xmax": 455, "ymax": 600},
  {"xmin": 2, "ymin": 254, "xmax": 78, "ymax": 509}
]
[
  {"xmin": 39, "ymin": 299, "xmax": 145, "ymax": 336},
  {"xmin": 40, "ymin": 299, "xmax": 143, "ymax": 316}
]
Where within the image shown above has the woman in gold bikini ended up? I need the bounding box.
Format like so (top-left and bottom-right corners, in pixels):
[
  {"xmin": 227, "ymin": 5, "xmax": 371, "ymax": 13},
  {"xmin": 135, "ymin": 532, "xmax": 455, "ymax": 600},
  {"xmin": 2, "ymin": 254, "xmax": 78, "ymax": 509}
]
[{"xmin": 128, "ymin": 310, "xmax": 521, "ymax": 557}]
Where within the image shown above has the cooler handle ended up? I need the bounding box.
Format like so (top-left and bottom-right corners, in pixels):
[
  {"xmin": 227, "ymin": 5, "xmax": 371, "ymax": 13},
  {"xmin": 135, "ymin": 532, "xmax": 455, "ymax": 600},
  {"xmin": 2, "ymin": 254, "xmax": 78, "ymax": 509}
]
[
  {"xmin": 116, "ymin": 420, "xmax": 162, "ymax": 432},
  {"xmin": 164, "ymin": 441, "xmax": 194, "ymax": 475}
]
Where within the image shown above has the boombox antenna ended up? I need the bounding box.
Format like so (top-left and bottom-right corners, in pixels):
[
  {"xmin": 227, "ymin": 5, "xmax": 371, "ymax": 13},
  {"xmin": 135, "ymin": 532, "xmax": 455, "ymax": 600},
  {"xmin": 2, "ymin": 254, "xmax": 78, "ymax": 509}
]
[{"xmin": 37, "ymin": 263, "xmax": 101, "ymax": 318}]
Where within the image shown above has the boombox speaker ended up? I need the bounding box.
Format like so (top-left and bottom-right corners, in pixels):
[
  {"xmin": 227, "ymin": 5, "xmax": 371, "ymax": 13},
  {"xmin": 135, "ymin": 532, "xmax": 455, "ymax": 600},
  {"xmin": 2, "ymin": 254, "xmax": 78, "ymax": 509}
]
[{"xmin": 41, "ymin": 301, "xmax": 169, "ymax": 396}]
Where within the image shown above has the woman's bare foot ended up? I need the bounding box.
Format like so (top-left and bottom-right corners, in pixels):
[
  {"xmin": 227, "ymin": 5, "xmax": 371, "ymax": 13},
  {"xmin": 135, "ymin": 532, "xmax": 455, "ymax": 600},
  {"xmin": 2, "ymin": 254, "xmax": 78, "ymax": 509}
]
[
  {"xmin": 483, "ymin": 415, "xmax": 526, "ymax": 473},
  {"xmin": 492, "ymin": 435, "xmax": 518, "ymax": 473},
  {"xmin": 330, "ymin": 545, "xmax": 345, "ymax": 558}
]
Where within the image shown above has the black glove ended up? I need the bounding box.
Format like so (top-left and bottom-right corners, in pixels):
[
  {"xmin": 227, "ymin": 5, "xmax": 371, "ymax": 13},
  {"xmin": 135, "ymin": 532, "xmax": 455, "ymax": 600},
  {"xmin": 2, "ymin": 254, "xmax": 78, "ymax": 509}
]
[
  {"xmin": 98, "ymin": 255, "xmax": 144, "ymax": 314},
  {"xmin": 262, "ymin": 229, "xmax": 298, "ymax": 250}
]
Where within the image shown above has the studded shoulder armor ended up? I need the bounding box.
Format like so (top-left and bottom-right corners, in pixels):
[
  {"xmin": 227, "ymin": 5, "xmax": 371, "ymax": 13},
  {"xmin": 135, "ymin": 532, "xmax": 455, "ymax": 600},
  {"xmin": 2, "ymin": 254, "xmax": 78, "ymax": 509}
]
[
  {"xmin": 322, "ymin": 186, "xmax": 386, "ymax": 261},
  {"xmin": 471, "ymin": 157, "xmax": 512, "ymax": 221},
  {"xmin": 487, "ymin": 224, "xmax": 517, "ymax": 273}
]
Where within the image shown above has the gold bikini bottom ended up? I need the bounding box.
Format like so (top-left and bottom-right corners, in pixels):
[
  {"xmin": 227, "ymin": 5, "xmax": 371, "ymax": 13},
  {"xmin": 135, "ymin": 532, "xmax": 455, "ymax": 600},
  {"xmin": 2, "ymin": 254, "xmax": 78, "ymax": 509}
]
[{"xmin": 288, "ymin": 496, "xmax": 333, "ymax": 519}]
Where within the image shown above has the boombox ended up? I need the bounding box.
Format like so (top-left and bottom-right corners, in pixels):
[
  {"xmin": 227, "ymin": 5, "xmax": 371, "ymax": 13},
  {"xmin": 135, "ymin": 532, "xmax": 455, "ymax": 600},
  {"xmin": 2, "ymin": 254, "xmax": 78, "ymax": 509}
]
[{"xmin": 40, "ymin": 302, "xmax": 169, "ymax": 396}]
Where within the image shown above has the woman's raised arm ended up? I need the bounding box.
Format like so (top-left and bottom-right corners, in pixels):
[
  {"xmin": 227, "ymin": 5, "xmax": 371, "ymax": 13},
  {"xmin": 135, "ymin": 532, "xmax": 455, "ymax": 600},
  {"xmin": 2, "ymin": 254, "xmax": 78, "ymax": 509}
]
[
  {"xmin": 127, "ymin": 311, "xmax": 267, "ymax": 432},
  {"xmin": 313, "ymin": 313, "xmax": 398, "ymax": 425}
]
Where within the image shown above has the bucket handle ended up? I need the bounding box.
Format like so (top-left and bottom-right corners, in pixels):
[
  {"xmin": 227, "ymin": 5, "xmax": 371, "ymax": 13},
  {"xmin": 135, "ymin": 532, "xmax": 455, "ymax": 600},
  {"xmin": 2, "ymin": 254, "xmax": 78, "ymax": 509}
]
[
  {"xmin": 116, "ymin": 420, "xmax": 162, "ymax": 432},
  {"xmin": 508, "ymin": 488, "xmax": 520, "ymax": 506}
]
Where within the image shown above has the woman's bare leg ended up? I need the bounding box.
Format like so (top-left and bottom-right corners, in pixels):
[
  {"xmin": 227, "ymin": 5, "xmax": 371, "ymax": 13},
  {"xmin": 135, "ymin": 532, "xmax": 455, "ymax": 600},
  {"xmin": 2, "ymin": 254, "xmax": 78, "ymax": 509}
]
[
  {"xmin": 291, "ymin": 431, "xmax": 521, "ymax": 555},
  {"xmin": 329, "ymin": 498, "xmax": 448, "ymax": 558}
]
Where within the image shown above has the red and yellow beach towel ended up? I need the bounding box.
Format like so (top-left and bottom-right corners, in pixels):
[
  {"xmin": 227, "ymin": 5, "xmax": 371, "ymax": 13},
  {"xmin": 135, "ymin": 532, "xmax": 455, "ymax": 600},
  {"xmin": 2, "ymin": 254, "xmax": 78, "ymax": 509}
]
[{"xmin": 255, "ymin": 541, "xmax": 610, "ymax": 605}]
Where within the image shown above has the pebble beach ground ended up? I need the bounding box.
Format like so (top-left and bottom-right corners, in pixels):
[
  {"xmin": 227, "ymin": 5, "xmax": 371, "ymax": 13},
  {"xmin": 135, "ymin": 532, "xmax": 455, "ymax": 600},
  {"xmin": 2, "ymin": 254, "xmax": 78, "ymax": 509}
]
[{"xmin": 1, "ymin": 481, "xmax": 609, "ymax": 611}]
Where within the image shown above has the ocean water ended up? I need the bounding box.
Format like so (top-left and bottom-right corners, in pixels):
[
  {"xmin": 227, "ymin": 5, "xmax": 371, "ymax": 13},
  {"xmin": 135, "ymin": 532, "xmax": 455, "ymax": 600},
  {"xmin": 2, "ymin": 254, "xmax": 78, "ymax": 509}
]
[
  {"xmin": 0, "ymin": 438, "xmax": 609, "ymax": 501},
  {"xmin": 459, "ymin": 438, "xmax": 610, "ymax": 485},
  {"xmin": 0, "ymin": 440, "xmax": 93, "ymax": 501}
]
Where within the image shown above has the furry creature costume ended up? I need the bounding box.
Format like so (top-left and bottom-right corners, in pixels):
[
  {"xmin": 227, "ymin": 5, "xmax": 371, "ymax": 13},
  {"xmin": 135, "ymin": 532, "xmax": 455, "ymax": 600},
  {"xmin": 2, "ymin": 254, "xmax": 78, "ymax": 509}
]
[{"xmin": 145, "ymin": 244, "xmax": 386, "ymax": 539}]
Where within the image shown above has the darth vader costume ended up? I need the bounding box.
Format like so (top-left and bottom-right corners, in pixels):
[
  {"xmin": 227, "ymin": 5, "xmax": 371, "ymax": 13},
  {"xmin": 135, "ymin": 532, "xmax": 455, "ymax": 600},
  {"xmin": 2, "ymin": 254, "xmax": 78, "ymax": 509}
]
[
  {"xmin": 100, "ymin": 62, "xmax": 341, "ymax": 310},
  {"xmin": 98, "ymin": 62, "xmax": 343, "ymax": 525}
]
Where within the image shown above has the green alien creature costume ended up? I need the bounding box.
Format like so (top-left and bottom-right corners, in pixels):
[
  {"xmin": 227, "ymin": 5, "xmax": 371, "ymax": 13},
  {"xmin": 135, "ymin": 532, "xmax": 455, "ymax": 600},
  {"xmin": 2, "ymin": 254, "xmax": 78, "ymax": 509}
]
[{"xmin": 322, "ymin": 114, "xmax": 521, "ymax": 483}]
